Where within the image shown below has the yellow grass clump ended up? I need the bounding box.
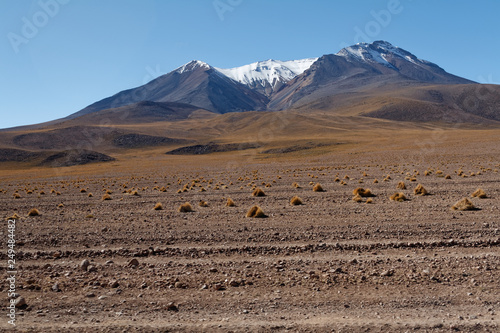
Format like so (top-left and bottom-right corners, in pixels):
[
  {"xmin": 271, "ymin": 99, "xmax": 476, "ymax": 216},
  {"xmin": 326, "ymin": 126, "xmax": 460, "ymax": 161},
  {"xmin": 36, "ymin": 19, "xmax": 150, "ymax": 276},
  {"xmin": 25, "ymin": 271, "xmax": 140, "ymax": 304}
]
[
  {"xmin": 397, "ymin": 182, "xmax": 406, "ymax": 189},
  {"xmin": 373, "ymin": 179, "xmax": 379, "ymax": 184},
  {"xmin": 313, "ymin": 183, "xmax": 324, "ymax": 192},
  {"xmin": 88, "ymin": 193, "xmax": 93, "ymax": 197},
  {"xmin": 471, "ymin": 189, "xmax": 487, "ymax": 198},
  {"xmin": 451, "ymin": 198, "xmax": 476, "ymax": 211},
  {"xmin": 414, "ymin": 184, "xmax": 428, "ymax": 196},
  {"xmin": 178, "ymin": 202, "xmax": 193, "ymax": 213},
  {"xmin": 290, "ymin": 196, "xmax": 303, "ymax": 205},
  {"xmin": 13, "ymin": 193, "xmax": 21, "ymax": 199},
  {"xmin": 292, "ymin": 182, "xmax": 301, "ymax": 188},
  {"xmin": 58, "ymin": 203, "xmax": 64, "ymax": 208},
  {"xmin": 366, "ymin": 198, "xmax": 373, "ymax": 204},
  {"xmin": 101, "ymin": 193, "xmax": 112, "ymax": 201},
  {"xmin": 153, "ymin": 202, "xmax": 163, "ymax": 210},
  {"xmin": 252, "ymin": 188, "xmax": 266, "ymax": 197},
  {"xmin": 27, "ymin": 208, "xmax": 40, "ymax": 216},
  {"xmin": 80, "ymin": 188, "xmax": 87, "ymax": 193},
  {"xmin": 445, "ymin": 175, "xmax": 452, "ymax": 179},
  {"xmin": 199, "ymin": 200, "xmax": 209, "ymax": 207},
  {"xmin": 390, "ymin": 193, "xmax": 407, "ymax": 202},
  {"xmin": 352, "ymin": 188, "xmax": 374, "ymax": 197},
  {"xmin": 226, "ymin": 198, "xmax": 236, "ymax": 207},
  {"xmin": 352, "ymin": 194, "xmax": 363, "ymax": 203},
  {"xmin": 246, "ymin": 206, "xmax": 267, "ymax": 218},
  {"xmin": 130, "ymin": 190, "xmax": 140, "ymax": 196}
]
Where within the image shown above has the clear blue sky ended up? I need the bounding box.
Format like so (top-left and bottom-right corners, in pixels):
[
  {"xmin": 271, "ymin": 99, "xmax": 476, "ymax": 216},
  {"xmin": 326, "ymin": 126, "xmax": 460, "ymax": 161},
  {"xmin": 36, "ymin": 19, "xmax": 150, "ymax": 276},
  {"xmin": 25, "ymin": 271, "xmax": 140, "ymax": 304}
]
[{"xmin": 1, "ymin": 0, "xmax": 499, "ymax": 129}]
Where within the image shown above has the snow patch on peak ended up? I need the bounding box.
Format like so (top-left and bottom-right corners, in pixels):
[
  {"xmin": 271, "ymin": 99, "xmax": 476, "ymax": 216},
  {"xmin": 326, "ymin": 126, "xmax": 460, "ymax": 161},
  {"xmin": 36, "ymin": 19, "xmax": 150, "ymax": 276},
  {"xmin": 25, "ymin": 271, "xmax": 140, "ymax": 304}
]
[
  {"xmin": 176, "ymin": 60, "xmax": 211, "ymax": 74},
  {"xmin": 337, "ymin": 41, "xmax": 422, "ymax": 67},
  {"xmin": 215, "ymin": 58, "xmax": 318, "ymax": 89}
]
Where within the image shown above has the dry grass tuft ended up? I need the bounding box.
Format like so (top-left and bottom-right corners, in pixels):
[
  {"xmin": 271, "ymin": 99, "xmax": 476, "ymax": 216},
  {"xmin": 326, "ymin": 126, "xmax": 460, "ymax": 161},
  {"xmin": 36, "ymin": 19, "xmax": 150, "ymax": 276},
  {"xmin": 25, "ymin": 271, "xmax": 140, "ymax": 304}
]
[
  {"xmin": 471, "ymin": 188, "xmax": 487, "ymax": 198},
  {"xmin": 101, "ymin": 193, "xmax": 112, "ymax": 201},
  {"xmin": 153, "ymin": 202, "xmax": 163, "ymax": 210},
  {"xmin": 292, "ymin": 182, "xmax": 301, "ymax": 188},
  {"xmin": 373, "ymin": 179, "xmax": 379, "ymax": 184},
  {"xmin": 366, "ymin": 198, "xmax": 373, "ymax": 204},
  {"xmin": 390, "ymin": 193, "xmax": 407, "ymax": 202},
  {"xmin": 414, "ymin": 184, "xmax": 428, "ymax": 196},
  {"xmin": 313, "ymin": 183, "xmax": 324, "ymax": 192},
  {"xmin": 13, "ymin": 193, "xmax": 21, "ymax": 199},
  {"xmin": 352, "ymin": 194, "xmax": 363, "ymax": 203},
  {"xmin": 58, "ymin": 203, "xmax": 64, "ymax": 208},
  {"xmin": 451, "ymin": 198, "xmax": 476, "ymax": 211},
  {"xmin": 252, "ymin": 188, "xmax": 266, "ymax": 197},
  {"xmin": 88, "ymin": 193, "xmax": 93, "ymax": 197},
  {"xmin": 226, "ymin": 198, "xmax": 236, "ymax": 207},
  {"xmin": 397, "ymin": 182, "xmax": 406, "ymax": 189},
  {"xmin": 352, "ymin": 188, "xmax": 374, "ymax": 197},
  {"xmin": 246, "ymin": 205, "xmax": 267, "ymax": 218},
  {"xmin": 290, "ymin": 196, "xmax": 303, "ymax": 206},
  {"xmin": 178, "ymin": 202, "xmax": 193, "ymax": 213},
  {"xmin": 10, "ymin": 213, "xmax": 20, "ymax": 220},
  {"xmin": 445, "ymin": 175, "xmax": 452, "ymax": 179},
  {"xmin": 27, "ymin": 208, "xmax": 40, "ymax": 216},
  {"xmin": 130, "ymin": 190, "xmax": 140, "ymax": 196},
  {"xmin": 199, "ymin": 200, "xmax": 209, "ymax": 207},
  {"xmin": 80, "ymin": 188, "xmax": 87, "ymax": 193}
]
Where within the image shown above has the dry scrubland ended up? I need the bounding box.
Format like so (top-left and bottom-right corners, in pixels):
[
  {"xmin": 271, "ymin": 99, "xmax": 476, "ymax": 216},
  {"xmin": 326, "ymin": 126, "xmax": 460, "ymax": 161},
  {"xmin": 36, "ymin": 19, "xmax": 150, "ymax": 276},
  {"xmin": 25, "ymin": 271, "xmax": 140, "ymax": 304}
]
[{"xmin": 0, "ymin": 129, "xmax": 499, "ymax": 332}]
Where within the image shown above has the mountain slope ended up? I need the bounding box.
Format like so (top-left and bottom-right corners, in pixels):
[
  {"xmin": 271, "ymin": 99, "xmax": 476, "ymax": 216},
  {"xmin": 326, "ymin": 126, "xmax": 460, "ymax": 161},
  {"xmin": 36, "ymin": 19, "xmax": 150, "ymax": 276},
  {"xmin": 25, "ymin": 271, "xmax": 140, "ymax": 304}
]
[
  {"xmin": 69, "ymin": 61, "xmax": 269, "ymax": 118},
  {"xmin": 269, "ymin": 41, "xmax": 475, "ymax": 110}
]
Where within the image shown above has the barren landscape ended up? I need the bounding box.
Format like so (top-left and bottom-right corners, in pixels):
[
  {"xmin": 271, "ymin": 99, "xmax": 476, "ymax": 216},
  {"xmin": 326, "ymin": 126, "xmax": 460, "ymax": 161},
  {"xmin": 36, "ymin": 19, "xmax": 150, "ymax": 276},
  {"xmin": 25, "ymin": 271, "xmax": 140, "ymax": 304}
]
[{"xmin": 1, "ymin": 125, "xmax": 499, "ymax": 332}]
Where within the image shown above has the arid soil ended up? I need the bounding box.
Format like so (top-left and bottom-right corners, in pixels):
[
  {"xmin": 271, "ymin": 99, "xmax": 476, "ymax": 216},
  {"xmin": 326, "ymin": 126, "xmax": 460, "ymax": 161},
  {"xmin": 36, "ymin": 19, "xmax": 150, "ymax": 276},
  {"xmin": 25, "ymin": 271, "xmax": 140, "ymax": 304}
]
[{"xmin": 0, "ymin": 139, "xmax": 499, "ymax": 332}]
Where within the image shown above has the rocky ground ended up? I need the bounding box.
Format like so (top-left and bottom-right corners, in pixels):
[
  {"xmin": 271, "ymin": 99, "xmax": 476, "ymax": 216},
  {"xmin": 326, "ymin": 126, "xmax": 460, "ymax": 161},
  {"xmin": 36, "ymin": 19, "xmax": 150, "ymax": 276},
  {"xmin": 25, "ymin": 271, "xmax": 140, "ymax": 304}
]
[{"xmin": 0, "ymin": 151, "xmax": 499, "ymax": 332}]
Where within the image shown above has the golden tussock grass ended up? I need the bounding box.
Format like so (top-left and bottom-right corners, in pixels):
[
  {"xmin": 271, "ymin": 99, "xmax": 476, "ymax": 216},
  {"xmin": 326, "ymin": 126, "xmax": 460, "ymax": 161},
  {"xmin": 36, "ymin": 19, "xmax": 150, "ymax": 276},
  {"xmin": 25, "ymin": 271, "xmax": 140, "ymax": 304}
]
[
  {"xmin": 13, "ymin": 193, "xmax": 21, "ymax": 199},
  {"xmin": 199, "ymin": 200, "xmax": 209, "ymax": 207},
  {"xmin": 246, "ymin": 205, "xmax": 267, "ymax": 218},
  {"xmin": 313, "ymin": 183, "xmax": 324, "ymax": 192},
  {"xmin": 445, "ymin": 175, "xmax": 452, "ymax": 179},
  {"xmin": 292, "ymin": 182, "xmax": 301, "ymax": 188},
  {"xmin": 397, "ymin": 181, "xmax": 406, "ymax": 189},
  {"xmin": 153, "ymin": 202, "xmax": 163, "ymax": 210},
  {"xmin": 334, "ymin": 177, "xmax": 340, "ymax": 182},
  {"xmin": 252, "ymin": 188, "xmax": 266, "ymax": 197},
  {"xmin": 101, "ymin": 193, "xmax": 112, "ymax": 201},
  {"xmin": 352, "ymin": 194, "xmax": 363, "ymax": 203},
  {"xmin": 10, "ymin": 213, "xmax": 20, "ymax": 220},
  {"xmin": 57, "ymin": 203, "xmax": 64, "ymax": 208},
  {"xmin": 226, "ymin": 198, "xmax": 236, "ymax": 207},
  {"xmin": 88, "ymin": 193, "xmax": 93, "ymax": 197},
  {"xmin": 80, "ymin": 188, "xmax": 87, "ymax": 193},
  {"xmin": 352, "ymin": 188, "xmax": 373, "ymax": 197},
  {"xmin": 390, "ymin": 193, "xmax": 407, "ymax": 202},
  {"xmin": 414, "ymin": 184, "xmax": 428, "ymax": 196},
  {"xmin": 178, "ymin": 202, "xmax": 193, "ymax": 213},
  {"xmin": 451, "ymin": 198, "xmax": 476, "ymax": 211},
  {"xmin": 27, "ymin": 208, "xmax": 40, "ymax": 216},
  {"xmin": 471, "ymin": 188, "xmax": 487, "ymax": 198},
  {"xmin": 366, "ymin": 198, "xmax": 373, "ymax": 204},
  {"xmin": 130, "ymin": 190, "xmax": 140, "ymax": 196},
  {"xmin": 290, "ymin": 196, "xmax": 303, "ymax": 205},
  {"xmin": 373, "ymin": 179, "xmax": 378, "ymax": 184}
]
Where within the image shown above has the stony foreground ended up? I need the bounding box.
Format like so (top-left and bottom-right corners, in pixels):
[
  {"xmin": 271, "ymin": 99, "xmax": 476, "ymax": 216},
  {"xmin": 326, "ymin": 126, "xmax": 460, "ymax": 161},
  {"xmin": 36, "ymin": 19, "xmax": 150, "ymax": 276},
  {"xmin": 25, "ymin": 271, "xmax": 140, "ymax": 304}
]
[{"xmin": 0, "ymin": 157, "xmax": 499, "ymax": 332}]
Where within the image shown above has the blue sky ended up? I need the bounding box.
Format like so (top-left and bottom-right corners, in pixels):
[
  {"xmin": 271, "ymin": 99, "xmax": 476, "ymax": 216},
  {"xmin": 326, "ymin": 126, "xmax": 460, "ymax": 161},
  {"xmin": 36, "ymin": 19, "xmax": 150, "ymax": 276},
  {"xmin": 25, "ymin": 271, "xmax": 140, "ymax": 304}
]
[{"xmin": 1, "ymin": 0, "xmax": 499, "ymax": 129}]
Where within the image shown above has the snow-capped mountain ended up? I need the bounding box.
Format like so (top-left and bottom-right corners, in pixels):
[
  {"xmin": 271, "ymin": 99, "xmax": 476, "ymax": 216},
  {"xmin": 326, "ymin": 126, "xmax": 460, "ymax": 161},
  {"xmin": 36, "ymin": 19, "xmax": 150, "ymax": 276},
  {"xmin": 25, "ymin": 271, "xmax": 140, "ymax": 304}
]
[
  {"xmin": 70, "ymin": 41, "xmax": 474, "ymax": 118},
  {"xmin": 216, "ymin": 58, "xmax": 318, "ymax": 96}
]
